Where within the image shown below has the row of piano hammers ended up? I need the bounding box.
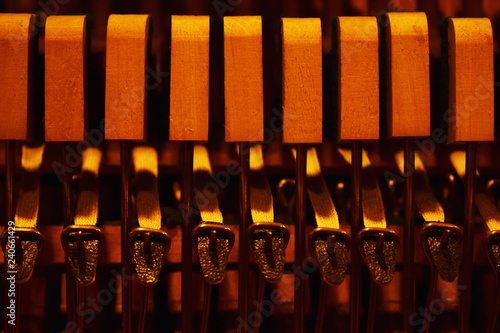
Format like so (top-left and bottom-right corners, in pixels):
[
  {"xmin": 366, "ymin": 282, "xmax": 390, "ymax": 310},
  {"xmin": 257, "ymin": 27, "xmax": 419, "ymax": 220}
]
[{"xmin": 0, "ymin": 11, "xmax": 498, "ymax": 333}]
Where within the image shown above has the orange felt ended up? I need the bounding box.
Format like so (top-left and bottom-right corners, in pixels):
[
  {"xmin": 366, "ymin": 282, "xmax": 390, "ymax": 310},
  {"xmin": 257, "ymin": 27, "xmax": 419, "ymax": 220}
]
[
  {"xmin": 45, "ymin": 15, "xmax": 87, "ymax": 142},
  {"xmin": 448, "ymin": 18, "xmax": 494, "ymax": 143},
  {"xmin": 0, "ymin": 14, "xmax": 35, "ymax": 140},
  {"xmin": 386, "ymin": 12, "xmax": 430, "ymax": 138},
  {"xmin": 224, "ymin": 16, "xmax": 263, "ymax": 142},
  {"xmin": 105, "ymin": 14, "xmax": 149, "ymax": 141},
  {"xmin": 281, "ymin": 18, "xmax": 322, "ymax": 144},
  {"xmin": 337, "ymin": 16, "xmax": 379, "ymax": 141},
  {"xmin": 169, "ymin": 15, "xmax": 210, "ymax": 141}
]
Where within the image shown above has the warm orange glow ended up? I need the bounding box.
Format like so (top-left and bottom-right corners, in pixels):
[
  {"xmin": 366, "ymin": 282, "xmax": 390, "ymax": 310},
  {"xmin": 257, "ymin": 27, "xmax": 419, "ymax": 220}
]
[
  {"xmin": 193, "ymin": 144, "xmax": 223, "ymax": 223},
  {"xmin": 21, "ymin": 144, "xmax": 45, "ymax": 172},
  {"xmin": 450, "ymin": 151, "xmax": 466, "ymax": 180},
  {"xmin": 249, "ymin": 144, "xmax": 265, "ymax": 171},
  {"xmin": 81, "ymin": 148, "xmax": 102, "ymax": 174},
  {"xmin": 193, "ymin": 144, "xmax": 212, "ymax": 173},
  {"xmin": 476, "ymin": 193, "xmax": 500, "ymax": 231},
  {"xmin": 132, "ymin": 146, "xmax": 158, "ymax": 177},
  {"xmin": 337, "ymin": 148, "xmax": 370, "ymax": 168}
]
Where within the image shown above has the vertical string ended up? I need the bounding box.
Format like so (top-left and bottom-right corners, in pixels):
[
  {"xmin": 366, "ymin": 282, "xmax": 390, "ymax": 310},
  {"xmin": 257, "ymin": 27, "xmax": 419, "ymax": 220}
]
[{"xmin": 182, "ymin": 142, "xmax": 194, "ymax": 333}]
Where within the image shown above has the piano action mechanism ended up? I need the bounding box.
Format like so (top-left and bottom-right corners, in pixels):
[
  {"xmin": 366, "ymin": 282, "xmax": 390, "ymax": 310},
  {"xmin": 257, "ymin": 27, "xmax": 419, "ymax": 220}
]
[{"xmin": 1, "ymin": 0, "xmax": 500, "ymax": 332}]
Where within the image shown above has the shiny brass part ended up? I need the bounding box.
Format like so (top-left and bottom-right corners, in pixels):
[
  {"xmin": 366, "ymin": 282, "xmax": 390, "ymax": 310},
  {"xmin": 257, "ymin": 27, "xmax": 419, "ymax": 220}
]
[
  {"xmin": 61, "ymin": 225, "xmax": 105, "ymax": 286},
  {"xmin": 0, "ymin": 227, "xmax": 44, "ymax": 283},
  {"xmin": 193, "ymin": 222, "xmax": 235, "ymax": 284},
  {"xmin": 486, "ymin": 230, "xmax": 500, "ymax": 273},
  {"xmin": 357, "ymin": 227, "xmax": 399, "ymax": 285},
  {"xmin": 129, "ymin": 227, "xmax": 171, "ymax": 285},
  {"xmin": 421, "ymin": 222, "xmax": 462, "ymax": 282},
  {"xmin": 247, "ymin": 222, "xmax": 290, "ymax": 282},
  {"xmin": 309, "ymin": 227, "xmax": 351, "ymax": 285}
]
